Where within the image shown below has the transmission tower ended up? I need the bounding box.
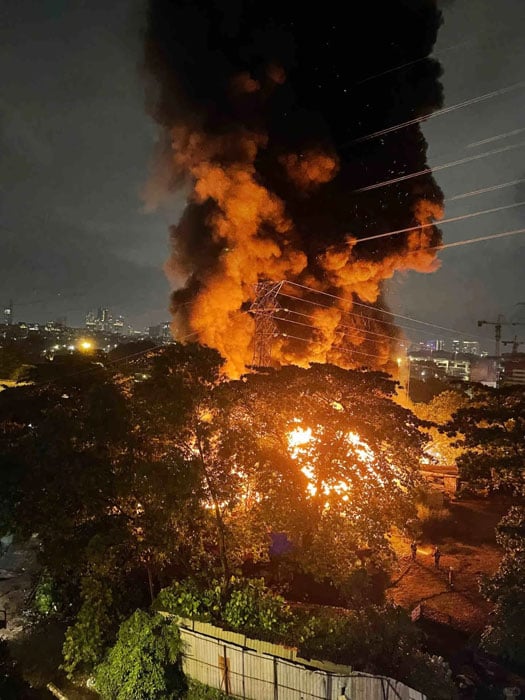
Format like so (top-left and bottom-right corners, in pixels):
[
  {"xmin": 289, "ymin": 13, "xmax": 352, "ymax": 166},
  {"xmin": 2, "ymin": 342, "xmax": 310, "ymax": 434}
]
[{"xmin": 249, "ymin": 280, "xmax": 284, "ymax": 368}]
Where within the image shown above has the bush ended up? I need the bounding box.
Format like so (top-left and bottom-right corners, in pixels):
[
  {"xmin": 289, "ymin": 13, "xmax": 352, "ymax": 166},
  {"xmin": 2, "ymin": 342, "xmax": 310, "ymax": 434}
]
[
  {"xmin": 62, "ymin": 577, "xmax": 118, "ymax": 678},
  {"xmin": 296, "ymin": 605, "xmax": 457, "ymax": 698},
  {"xmin": 154, "ymin": 579, "xmax": 215, "ymax": 621},
  {"xmin": 155, "ymin": 577, "xmax": 292, "ymax": 639},
  {"xmin": 32, "ymin": 570, "xmax": 59, "ymax": 617},
  {"xmin": 417, "ymin": 504, "xmax": 455, "ymax": 539},
  {"xmin": 94, "ymin": 610, "xmax": 187, "ymax": 700},
  {"xmin": 186, "ymin": 679, "xmax": 230, "ymax": 700},
  {"xmin": 223, "ymin": 578, "xmax": 292, "ymax": 636}
]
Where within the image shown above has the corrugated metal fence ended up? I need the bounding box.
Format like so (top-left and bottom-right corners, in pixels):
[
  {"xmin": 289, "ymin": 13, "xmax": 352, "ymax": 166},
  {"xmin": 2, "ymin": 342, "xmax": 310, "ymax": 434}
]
[{"xmin": 167, "ymin": 616, "xmax": 425, "ymax": 700}]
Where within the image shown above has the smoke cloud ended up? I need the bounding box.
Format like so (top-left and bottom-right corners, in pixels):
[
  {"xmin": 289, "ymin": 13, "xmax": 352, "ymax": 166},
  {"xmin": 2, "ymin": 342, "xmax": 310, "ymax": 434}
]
[{"xmin": 144, "ymin": 0, "xmax": 445, "ymax": 376}]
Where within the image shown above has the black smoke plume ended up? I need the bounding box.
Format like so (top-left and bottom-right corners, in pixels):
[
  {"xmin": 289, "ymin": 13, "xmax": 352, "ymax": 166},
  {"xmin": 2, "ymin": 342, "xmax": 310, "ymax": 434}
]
[{"xmin": 144, "ymin": 0, "xmax": 444, "ymax": 376}]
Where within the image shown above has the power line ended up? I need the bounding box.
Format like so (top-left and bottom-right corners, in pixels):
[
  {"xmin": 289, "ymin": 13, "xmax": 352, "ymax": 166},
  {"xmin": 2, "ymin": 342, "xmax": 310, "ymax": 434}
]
[
  {"xmin": 278, "ymin": 290, "xmax": 486, "ymax": 346},
  {"xmin": 278, "ymin": 306, "xmax": 408, "ymax": 345},
  {"xmin": 448, "ymin": 177, "xmax": 525, "ymax": 202},
  {"xmin": 354, "ymin": 139, "xmax": 525, "ymax": 193},
  {"xmin": 353, "ymin": 39, "xmax": 470, "ymax": 88},
  {"xmin": 275, "ymin": 314, "xmax": 403, "ymax": 352},
  {"xmin": 278, "ymin": 292, "xmax": 465, "ymax": 343},
  {"xmin": 348, "ymin": 79, "xmax": 525, "ymax": 145},
  {"xmin": 281, "ymin": 332, "xmax": 390, "ymax": 363},
  {"xmin": 355, "ymin": 200, "xmax": 525, "ymax": 245},
  {"xmin": 439, "ymin": 227, "xmax": 525, "ymax": 250},
  {"xmin": 282, "ymin": 281, "xmax": 484, "ymax": 339},
  {"xmin": 467, "ymin": 126, "xmax": 525, "ymax": 149}
]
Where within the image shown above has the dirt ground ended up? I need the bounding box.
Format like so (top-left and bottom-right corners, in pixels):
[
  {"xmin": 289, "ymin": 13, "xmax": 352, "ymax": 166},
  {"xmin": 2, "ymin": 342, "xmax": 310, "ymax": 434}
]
[{"xmin": 388, "ymin": 497, "xmax": 510, "ymax": 638}]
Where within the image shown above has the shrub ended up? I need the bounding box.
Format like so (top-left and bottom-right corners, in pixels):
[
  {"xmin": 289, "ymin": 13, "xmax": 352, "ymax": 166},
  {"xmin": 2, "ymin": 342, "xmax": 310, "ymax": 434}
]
[
  {"xmin": 154, "ymin": 579, "xmax": 214, "ymax": 621},
  {"xmin": 155, "ymin": 577, "xmax": 292, "ymax": 639},
  {"xmin": 186, "ymin": 679, "xmax": 230, "ymax": 700},
  {"xmin": 223, "ymin": 578, "xmax": 292, "ymax": 636},
  {"xmin": 33, "ymin": 570, "xmax": 59, "ymax": 617},
  {"xmin": 417, "ymin": 504, "xmax": 455, "ymax": 539},
  {"xmin": 62, "ymin": 577, "xmax": 117, "ymax": 678},
  {"xmin": 94, "ymin": 610, "xmax": 187, "ymax": 700}
]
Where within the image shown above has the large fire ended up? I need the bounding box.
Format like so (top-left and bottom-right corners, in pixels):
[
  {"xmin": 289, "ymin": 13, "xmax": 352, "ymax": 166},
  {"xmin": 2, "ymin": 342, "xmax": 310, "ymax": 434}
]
[
  {"xmin": 287, "ymin": 422, "xmax": 380, "ymax": 505},
  {"xmin": 144, "ymin": 1, "xmax": 445, "ymax": 378}
]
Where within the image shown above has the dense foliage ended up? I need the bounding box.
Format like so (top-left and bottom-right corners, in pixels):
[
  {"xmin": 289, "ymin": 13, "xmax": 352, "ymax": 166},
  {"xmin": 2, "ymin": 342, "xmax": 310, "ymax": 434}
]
[
  {"xmin": 412, "ymin": 389, "xmax": 467, "ymax": 466},
  {"xmin": 480, "ymin": 506, "xmax": 525, "ymax": 669},
  {"xmin": 0, "ymin": 344, "xmax": 437, "ymax": 687},
  {"xmin": 155, "ymin": 577, "xmax": 292, "ymax": 637},
  {"xmin": 94, "ymin": 610, "xmax": 186, "ymax": 700},
  {"xmin": 296, "ymin": 604, "xmax": 457, "ymax": 699},
  {"xmin": 445, "ymin": 385, "xmax": 525, "ymax": 494}
]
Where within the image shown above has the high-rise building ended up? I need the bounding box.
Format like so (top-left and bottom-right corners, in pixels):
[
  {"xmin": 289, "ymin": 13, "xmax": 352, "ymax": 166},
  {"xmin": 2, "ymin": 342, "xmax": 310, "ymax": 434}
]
[
  {"xmin": 85, "ymin": 310, "xmax": 97, "ymax": 329},
  {"xmin": 452, "ymin": 339, "xmax": 480, "ymax": 355},
  {"xmin": 85, "ymin": 307, "xmax": 120, "ymax": 332},
  {"xmin": 3, "ymin": 300, "xmax": 13, "ymax": 325},
  {"xmin": 148, "ymin": 322, "xmax": 172, "ymax": 341},
  {"xmin": 461, "ymin": 341, "xmax": 480, "ymax": 355},
  {"xmin": 427, "ymin": 339, "xmax": 445, "ymax": 352},
  {"xmin": 113, "ymin": 315, "xmax": 125, "ymax": 333}
]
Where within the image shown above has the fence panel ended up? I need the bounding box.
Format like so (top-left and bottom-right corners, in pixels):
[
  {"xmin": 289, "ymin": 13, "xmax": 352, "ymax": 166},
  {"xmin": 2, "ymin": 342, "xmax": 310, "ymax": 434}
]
[{"xmin": 176, "ymin": 625, "xmax": 425, "ymax": 700}]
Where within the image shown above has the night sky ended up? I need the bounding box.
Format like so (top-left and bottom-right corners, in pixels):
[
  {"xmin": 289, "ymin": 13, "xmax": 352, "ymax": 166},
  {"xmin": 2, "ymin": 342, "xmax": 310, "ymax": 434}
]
[{"xmin": 1, "ymin": 0, "xmax": 524, "ymax": 349}]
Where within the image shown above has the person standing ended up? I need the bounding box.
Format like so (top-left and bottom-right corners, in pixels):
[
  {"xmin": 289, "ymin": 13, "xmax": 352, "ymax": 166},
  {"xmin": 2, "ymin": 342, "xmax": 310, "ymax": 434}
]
[
  {"xmin": 433, "ymin": 546, "xmax": 441, "ymax": 569},
  {"xmin": 410, "ymin": 541, "xmax": 417, "ymax": 561}
]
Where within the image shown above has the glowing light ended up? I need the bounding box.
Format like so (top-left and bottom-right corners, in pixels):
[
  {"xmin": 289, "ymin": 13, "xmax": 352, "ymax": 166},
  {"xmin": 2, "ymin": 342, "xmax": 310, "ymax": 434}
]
[
  {"xmin": 78, "ymin": 340, "xmax": 93, "ymax": 351},
  {"xmin": 287, "ymin": 421, "xmax": 381, "ymax": 504}
]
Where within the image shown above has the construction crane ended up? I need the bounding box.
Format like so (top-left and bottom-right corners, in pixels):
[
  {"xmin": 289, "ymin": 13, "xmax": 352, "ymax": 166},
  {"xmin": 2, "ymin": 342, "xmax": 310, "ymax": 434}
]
[
  {"xmin": 502, "ymin": 336, "xmax": 525, "ymax": 354},
  {"xmin": 477, "ymin": 315, "xmax": 525, "ymax": 357}
]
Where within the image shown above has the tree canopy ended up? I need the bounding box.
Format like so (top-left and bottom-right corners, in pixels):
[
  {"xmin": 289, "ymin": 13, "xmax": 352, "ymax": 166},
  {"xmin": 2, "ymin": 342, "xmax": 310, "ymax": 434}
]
[
  {"xmin": 480, "ymin": 505, "xmax": 525, "ymax": 669},
  {"xmin": 445, "ymin": 385, "xmax": 525, "ymax": 494},
  {"xmin": 0, "ymin": 343, "xmax": 430, "ymax": 679}
]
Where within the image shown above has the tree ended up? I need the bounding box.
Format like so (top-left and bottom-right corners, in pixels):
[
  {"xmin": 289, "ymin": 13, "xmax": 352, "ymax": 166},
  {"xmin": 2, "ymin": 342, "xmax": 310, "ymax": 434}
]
[
  {"xmin": 480, "ymin": 506, "xmax": 525, "ymax": 669},
  {"xmin": 445, "ymin": 385, "xmax": 525, "ymax": 494},
  {"xmin": 223, "ymin": 364, "xmax": 427, "ymax": 586},
  {"xmin": 412, "ymin": 389, "xmax": 467, "ymax": 465},
  {"xmin": 94, "ymin": 610, "xmax": 186, "ymax": 700},
  {"xmin": 62, "ymin": 576, "xmax": 120, "ymax": 678},
  {"xmin": 297, "ymin": 604, "xmax": 457, "ymax": 699}
]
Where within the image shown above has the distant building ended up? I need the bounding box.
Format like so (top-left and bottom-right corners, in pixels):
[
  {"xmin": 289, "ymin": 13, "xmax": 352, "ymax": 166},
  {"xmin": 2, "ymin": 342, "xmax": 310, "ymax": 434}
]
[
  {"xmin": 452, "ymin": 339, "xmax": 480, "ymax": 355},
  {"xmin": 3, "ymin": 300, "xmax": 13, "ymax": 326},
  {"xmin": 500, "ymin": 353, "xmax": 525, "ymax": 387},
  {"xmin": 85, "ymin": 310, "xmax": 97, "ymax": 329},
  {"xmin": 85, "ymin": 307, "xmax": 123, "ymax": 333},
  {"xmin": 148, "ymin": 322, "xmax": 172, "ymax": 341},
  {"xmin": 408, "ymin": 349, "xmax": 471, "ymax": 382},
  {"xmin": 112, "ymin": 315, "xmax": 125, "ymax": 333},
  {"xmin": 470, "ymin": 356, "xmax": 500, "ymax": 387}
]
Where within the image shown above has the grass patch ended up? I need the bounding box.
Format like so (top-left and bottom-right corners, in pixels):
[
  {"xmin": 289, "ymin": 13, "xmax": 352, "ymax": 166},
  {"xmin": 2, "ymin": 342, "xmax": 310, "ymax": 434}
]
[{"xmin": 186, "ymin": 679, "xmax": 230, "ymax": 700}]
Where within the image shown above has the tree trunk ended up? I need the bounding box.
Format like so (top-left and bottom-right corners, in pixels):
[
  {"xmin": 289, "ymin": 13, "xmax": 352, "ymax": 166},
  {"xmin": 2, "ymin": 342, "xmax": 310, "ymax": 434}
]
[{"xmin": 146, "ymin": 563, "xmax": 155, "ymax": 604}]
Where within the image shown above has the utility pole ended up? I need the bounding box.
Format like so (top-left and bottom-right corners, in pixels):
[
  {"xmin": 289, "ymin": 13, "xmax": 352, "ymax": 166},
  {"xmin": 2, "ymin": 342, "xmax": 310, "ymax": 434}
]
[
  {"xmin": 477, "ymin": 315, "xmax": 525, "ymax": 357},
  {"xmin": 249, "ymin": 280, "xmax": 284, "ymax": 368}
]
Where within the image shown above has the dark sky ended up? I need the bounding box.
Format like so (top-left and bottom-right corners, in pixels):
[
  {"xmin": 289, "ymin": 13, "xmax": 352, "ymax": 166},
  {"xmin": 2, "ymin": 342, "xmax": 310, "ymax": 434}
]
[
  {"xmin": 387, "ymin": 0, "xmax": 525, "ymax": 348},
  {"xmin": 1, "ymin": 0, "xmax": 524, "ymax": 346}
]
